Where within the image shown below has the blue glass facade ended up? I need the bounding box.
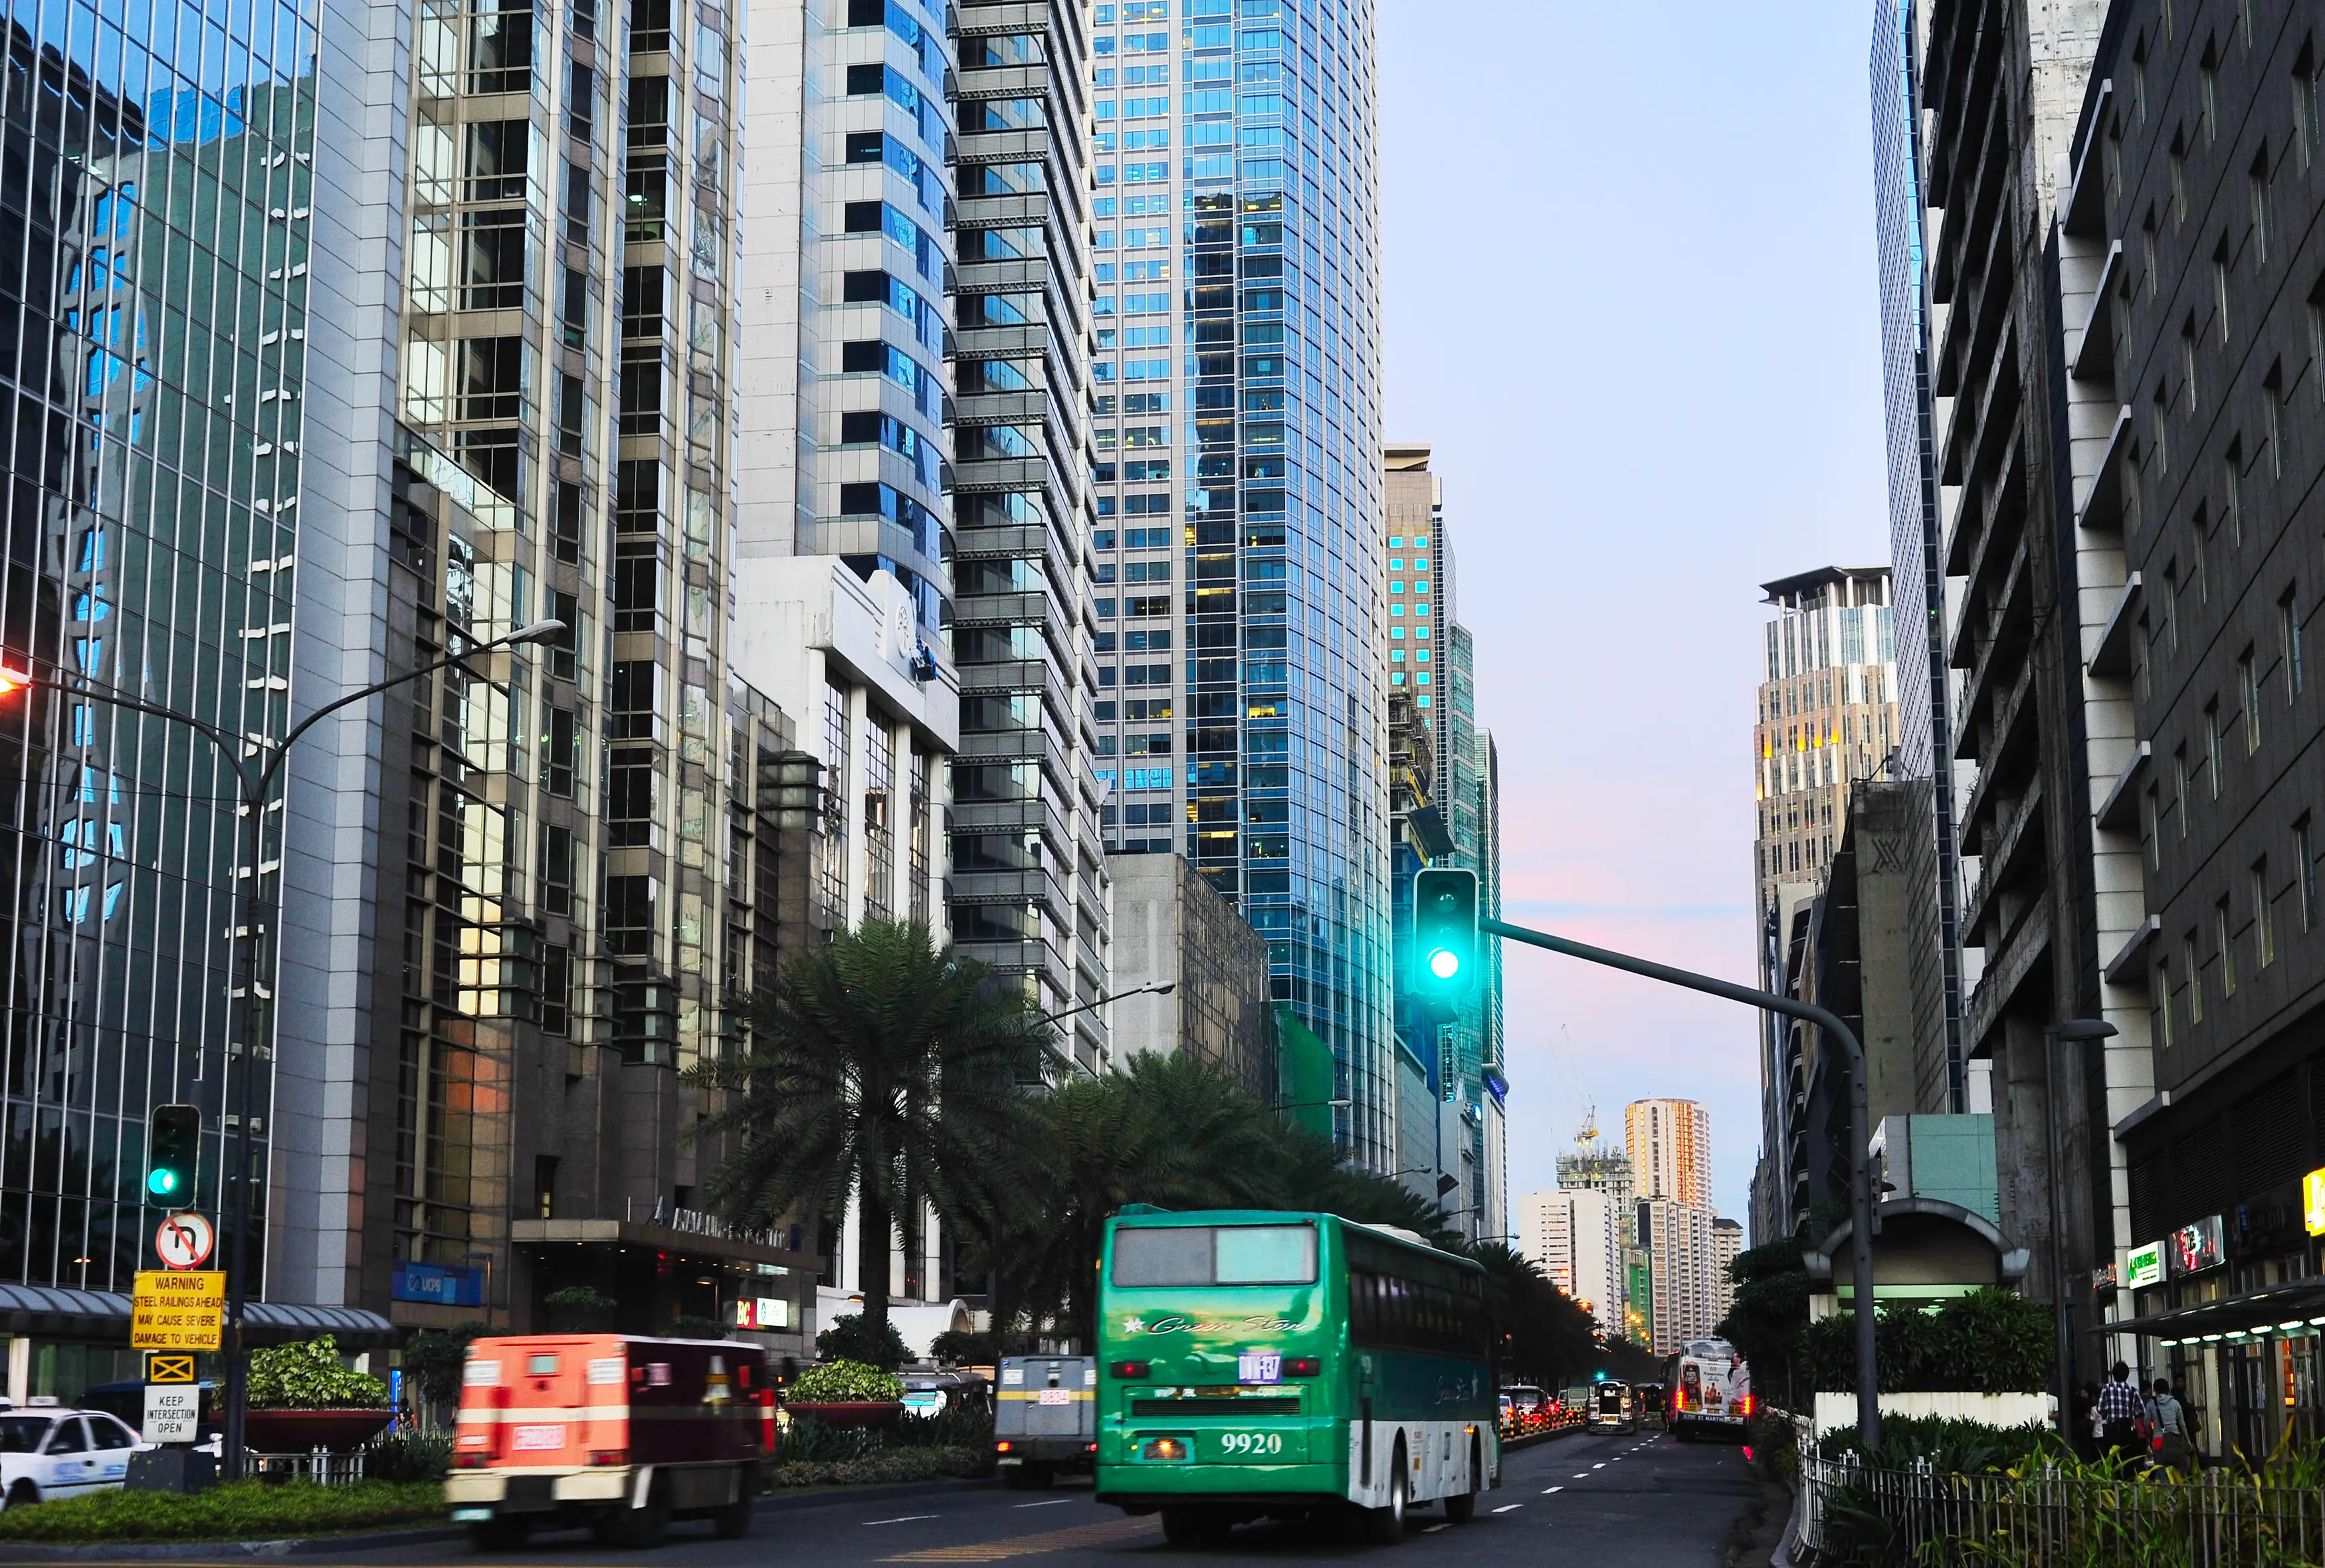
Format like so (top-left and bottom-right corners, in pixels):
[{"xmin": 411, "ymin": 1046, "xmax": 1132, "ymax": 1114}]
[
  {"xmin": 1870, "ymin": 0, "xmax": 1965, "ymax": 1110},
  {"xmin": 1089, "ymin": 0, "xmax": 1392, "ymax": 1167},
  {"xmin": 0, "ymin": 0, "xmax": 316, "ymax": 1295}
]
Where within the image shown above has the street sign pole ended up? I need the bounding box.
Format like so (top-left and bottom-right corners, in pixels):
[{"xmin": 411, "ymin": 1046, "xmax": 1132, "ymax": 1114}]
[{"xmin": 1480, "ymin": 914, "xmax": 1884, "ymax": 1452}]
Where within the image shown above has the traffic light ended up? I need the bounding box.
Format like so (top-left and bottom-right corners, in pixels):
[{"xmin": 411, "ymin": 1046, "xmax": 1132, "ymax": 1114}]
[
  {"xmin": 1412, "ymin": 868, "xmax": 1478, "ymax": 997},
  {"xmin": 146, "ymin": 1104, "xmax": 199, "ymax": 1204}
]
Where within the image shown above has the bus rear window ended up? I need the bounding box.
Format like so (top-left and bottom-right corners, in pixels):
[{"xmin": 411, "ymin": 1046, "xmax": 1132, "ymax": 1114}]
[{"xmin": 1112, "ymin": 1225, "xmax": 1317, "ymax": 1286}]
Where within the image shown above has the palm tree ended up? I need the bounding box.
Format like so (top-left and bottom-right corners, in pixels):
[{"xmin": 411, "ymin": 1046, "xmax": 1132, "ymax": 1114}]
[
  {"xmin": 999, "ymin": 1052, "xmax": 1283, "ymax": 1347},
  {"xmin": 690, "ymin": 920, "xmax": 1053, "ymax": 1349}
]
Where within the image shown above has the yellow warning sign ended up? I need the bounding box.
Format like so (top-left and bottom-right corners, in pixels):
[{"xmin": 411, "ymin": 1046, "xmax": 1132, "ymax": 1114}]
[
  {"xmin": 132, "ymin": 1271, "xmax": 224, "ymax": 1351},
  {"xmin": 145, "ymin": 1353, "xmax": 196, "ymax": 1385}
]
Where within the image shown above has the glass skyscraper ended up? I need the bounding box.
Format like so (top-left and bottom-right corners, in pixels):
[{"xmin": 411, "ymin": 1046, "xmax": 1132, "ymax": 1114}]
[
  {"xmin": 1870, "ymin": 0, "xmax": 1966, "ymax": 1112},
  {"xmin": 0, "ymin": 0, "xmax": 318, "ymax": 1306},
  {"xmin": 1089, "ymin": 0, "xmax": 1392, "ymax": 1167}
]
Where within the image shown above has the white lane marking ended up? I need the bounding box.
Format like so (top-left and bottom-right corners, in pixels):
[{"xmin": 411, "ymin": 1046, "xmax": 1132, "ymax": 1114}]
[
  {"xmin": 1492, "ymin": 1504, "xmax": 1522, "ymax": 1514},
  {"xmin": 1014, "ymin": 1498, "xmax": 1075, "ymax": 1508},
  {"xmin": 1572, "ymin": 1472, "xmax": 1589, "ymax": 1478},
  {"xmin": 1592, "ymin": 1462, "xmax": 1607, "ymax": 1469},
  {"xmin": 863, "ymin": 1515, "xmax": 940, "ymax": 1525},
  {"xmin": 1423, "ymin": 1523, "xmax": 1451, "ymax": 1534},
  {"xmin": 1543, "ymin": 1486, "xmax": 1564, "ymax": 1494}
]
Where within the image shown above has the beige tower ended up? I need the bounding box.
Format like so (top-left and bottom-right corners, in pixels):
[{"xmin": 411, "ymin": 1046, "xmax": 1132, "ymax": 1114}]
[
  {"xmin": 1753, "ymin": 567, "xmax": 1900, "ymax": 920},
  {"xmin": 1626, "ymin": 1098, "xmax": 1712, "ymax": 1211}
]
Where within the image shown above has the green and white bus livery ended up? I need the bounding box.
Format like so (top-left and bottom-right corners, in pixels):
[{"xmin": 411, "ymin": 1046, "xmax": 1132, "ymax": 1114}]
[{"xmin": 1094, "ymin": 1208, "xmax": 1500, "ymax": 1544}]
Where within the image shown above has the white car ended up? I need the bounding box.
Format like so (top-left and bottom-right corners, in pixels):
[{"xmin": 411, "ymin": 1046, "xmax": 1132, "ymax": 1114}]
[{"xmin": 0, "ymin": 1411, "xmax": 148, "ymax": 1507}]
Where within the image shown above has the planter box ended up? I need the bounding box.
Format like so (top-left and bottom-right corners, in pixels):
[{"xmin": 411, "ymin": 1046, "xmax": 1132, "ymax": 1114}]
[
  {"xmin": 243, "ymin": 1408, "xmax": 393, "ymax": 1453},
  {"xmin": 785, "ymin": 1400, "xmax": 902, "ymax": 1431},
  {"xmin": 1812, "ymin": 1391, "xmax": 2053, "ymax": 1434}
]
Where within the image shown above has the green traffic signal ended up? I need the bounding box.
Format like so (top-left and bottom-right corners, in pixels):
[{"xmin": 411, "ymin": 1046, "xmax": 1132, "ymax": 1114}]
[
  {"xmin": 1413, "ymin": 868, "xmax": 1479, "ymax": 998},
  {"xmin": 146, "ymin": 1104, "xmax": 199, "ymax": 1205}
]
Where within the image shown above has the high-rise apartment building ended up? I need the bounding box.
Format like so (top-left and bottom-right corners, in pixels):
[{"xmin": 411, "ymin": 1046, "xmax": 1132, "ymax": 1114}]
[
  {"xmin": 1711, "ymin": 1216, "xmax": 1743, "ymax": 1328},
  {"xmin": 1635, "ymin": 1196, "xmax": 1715, "ymax": 1355},
  {"xmin": 1753, "ymin": 567, "xmax": 1900, "ymax": 916},
  {"xmin": 1870, "ymin": 0, "xmax": 1969, "ymax": 1118},
  {"xmin": 1626, "ymin": 1098, "xmax": 1712, "ymax": 1211},
  {"xmin": 1521, "ymin": 1187, "xmax": 1623, "ymax": 1338},
  {"xmin": 1086, "ymin": 0, "xmax": 1394, "ymax": 1167}
]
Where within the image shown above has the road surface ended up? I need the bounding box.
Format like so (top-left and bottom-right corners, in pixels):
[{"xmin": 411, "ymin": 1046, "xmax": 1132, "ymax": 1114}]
[{"xmin": 288, "ymin": 1427, "xmax": 1761, "ymax": 1568}]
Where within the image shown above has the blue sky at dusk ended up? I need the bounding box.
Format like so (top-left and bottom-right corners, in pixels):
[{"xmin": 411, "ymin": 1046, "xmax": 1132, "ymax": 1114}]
[{"xmin": 1379, "ymin": 2, "xmax": 1894, "ymax": 1225}]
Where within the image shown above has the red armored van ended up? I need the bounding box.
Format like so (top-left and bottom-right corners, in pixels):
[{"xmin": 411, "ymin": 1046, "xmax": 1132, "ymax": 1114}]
[{"xmin": 444, "ymin": 1335, "xmax": 771, "ymax": 1548}]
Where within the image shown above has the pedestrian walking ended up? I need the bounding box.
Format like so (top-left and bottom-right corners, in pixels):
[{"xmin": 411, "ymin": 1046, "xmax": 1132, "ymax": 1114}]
[
  {"xmin": 2098, "ymin": 1361, "xmax": 2146, "ymax": 1463},
  {"xmin": 2152, "ymin": 1377, "xmax": 2193, "ymax": 1472}
]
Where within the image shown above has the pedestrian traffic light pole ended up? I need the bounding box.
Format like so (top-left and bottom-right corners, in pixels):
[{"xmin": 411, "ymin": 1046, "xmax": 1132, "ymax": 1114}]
[
  {"xmin": 0, "ymin": 619, "xmax": 564, "ymax": 1478},
  {"xmin": 1476, "ymin": 914, "xmax": 1882, "ymax": 1451}
]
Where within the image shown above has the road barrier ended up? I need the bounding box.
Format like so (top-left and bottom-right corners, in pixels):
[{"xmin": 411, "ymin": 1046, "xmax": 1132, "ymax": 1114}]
[
  {"xmin": 1796, "ymin": 1450, "xmax": 2325, "ymax": 1565},
  {"xmin": 1498, "ymin": 1405, "xmax": 1586, "ymax": 1444}
]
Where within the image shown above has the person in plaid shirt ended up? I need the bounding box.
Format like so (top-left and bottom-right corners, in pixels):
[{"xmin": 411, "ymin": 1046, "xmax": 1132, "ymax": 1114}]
[{"xmin": 2097, "ymin": 1361, "xmax": 2146, "ymax": 1458}]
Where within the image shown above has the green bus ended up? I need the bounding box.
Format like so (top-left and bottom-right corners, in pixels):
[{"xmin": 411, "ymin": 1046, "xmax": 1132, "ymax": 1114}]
[{"xmin": 1093, "ymin": 1208, "xmax": 1500, "ymax": 1544}]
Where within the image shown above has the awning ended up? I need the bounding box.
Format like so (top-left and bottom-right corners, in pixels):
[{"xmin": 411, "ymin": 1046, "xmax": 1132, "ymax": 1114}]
[
  {"xmin": 2110, "ymin": 1276, "xmax": 2325, "ymax": 1343},
  {"xmin": 0, "ymin": 1284, "xmax": 397, "ymax": 1348}
]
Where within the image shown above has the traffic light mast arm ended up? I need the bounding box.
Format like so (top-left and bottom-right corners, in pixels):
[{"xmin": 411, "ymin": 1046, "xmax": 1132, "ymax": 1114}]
[{"xmin": 1478, "ymin": 914, "xmax": 1882, "ymax": 1452}]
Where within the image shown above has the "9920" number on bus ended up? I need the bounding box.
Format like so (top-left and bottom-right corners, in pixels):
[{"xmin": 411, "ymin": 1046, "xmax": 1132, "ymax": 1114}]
[{"xmin": 1218, "ymin": 1432, "xmax": 1284, "ymax": 1456}]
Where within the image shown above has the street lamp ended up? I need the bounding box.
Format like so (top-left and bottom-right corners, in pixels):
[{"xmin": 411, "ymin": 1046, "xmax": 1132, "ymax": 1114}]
[
  {"xmin": 1034, "ymin": 980, "xmax": 1174, "ymax": 1030},
  {"xmin": 1278, "ymin": 1096, "xmax": 1352, "ymax": 1111},
  {"xmin": 1, "ymin": 616, "xmax": 564, "ymax": 1479},
  {"xmin": 2045, "ymin": 1016, "xmax": 2118, "ymax": 1444}
]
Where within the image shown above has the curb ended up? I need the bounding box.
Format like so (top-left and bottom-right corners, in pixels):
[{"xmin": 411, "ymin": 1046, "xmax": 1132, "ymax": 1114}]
[
  {"xmin": 0, "ymin": 1476, "xmax": 1004, "ymax": 1561},
  {"xmin": 0, "ymin": 1525, "xmax": 466, "ymax": 1561},
  {"xmin": 1769, "ymin": 1484, "xmax": 1804, "ymax": 1568}
]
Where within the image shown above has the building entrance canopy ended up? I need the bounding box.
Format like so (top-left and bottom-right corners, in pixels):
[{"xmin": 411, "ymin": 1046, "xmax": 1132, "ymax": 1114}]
[
  {"xmin": 2112, "ymin": 1277, "xmax": 2325, "ymax": 1345},
  {"xmin": 0, "ymin": 1284, "xmax": 395, "ymax": 1347}
]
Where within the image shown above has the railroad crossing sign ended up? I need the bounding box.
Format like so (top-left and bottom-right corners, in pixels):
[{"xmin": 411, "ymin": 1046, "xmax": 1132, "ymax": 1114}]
[
  {"xmin": 132, "ymin": 1270, "xmax": 223, "ymax": 1351},
  {"xmin": 153, "ymin": 1212, "xmax": 213, "ymax": 1270}
]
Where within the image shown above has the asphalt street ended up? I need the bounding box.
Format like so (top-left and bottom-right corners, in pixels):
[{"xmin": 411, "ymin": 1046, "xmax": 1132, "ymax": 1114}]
[{"xmin": 283, "ymin": 1427, "xmax": 1760, "ymax": 1568}]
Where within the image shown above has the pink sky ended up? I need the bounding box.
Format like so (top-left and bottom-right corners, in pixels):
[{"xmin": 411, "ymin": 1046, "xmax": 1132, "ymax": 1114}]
[{"xmin": 1381, "ymin": 1, "xmax": 1897, "ymax": 1226}]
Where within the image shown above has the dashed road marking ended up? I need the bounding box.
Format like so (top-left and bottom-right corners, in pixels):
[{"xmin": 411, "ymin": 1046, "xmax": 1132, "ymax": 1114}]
[
  {"xmin": 1572, "ymin": 1472, "xmax": 1589, "ymax": 1478},
  {"xmin": 1423, "ymin": 1524, "xmax": 1451, "ymax": 1534},
  {"xmin": 1492, "ymin": 1504, "xmax": 1522, "ymax": 1514},
  {"xmin": 1593, "ymin": 1462, "xmax": 1607, "ymax": 1469},
  {"xmin": 1543, "ymin": 1486, "xmax": 1564, "ymax": 1494},
  {"xmin": 866, "ymin": 1516, "xmax": 941, "ymax": 1525},
  {"xmin": 1013, "ymin": 1499, "xmax": 1074, "ymax": 1509}
]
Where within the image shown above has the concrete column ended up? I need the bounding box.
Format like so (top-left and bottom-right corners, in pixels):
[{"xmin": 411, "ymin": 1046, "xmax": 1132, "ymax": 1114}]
[{"xmin": 843, "ymin": 684, "xmax": 869, "ymax": 930}]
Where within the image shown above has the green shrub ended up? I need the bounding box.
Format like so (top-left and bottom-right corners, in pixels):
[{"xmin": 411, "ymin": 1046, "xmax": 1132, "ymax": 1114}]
[
  {"xmin": 364, "ymin": 1430, "xmax": 452, "ymax": 1483},
  {"xmin": 1803, "ymin": 1290, "xmax": 2051, "ymax": 1393},
  {"xmin": 1815, "ymin": 1415, "xmax": 2051, "ymax": 1471},
  {"xmin": 768, "ymin": 1446, "xmax": 990, "ymax": 1489},
  {"xmin": 247, "ymin": 1335, "xmax": 388, "ymax": 1411},
  {"xmin": 789, "ymin": 1359, "xmax": 904, "ymax": 1402},
  {"xmin": 0, "ymin": 1480, "xmax": 443, "ymax": 1543},
  {"xmin": 817, "ymin": 1314, "xmax": 910, "ymax": 1371},
  {"xmin": 928, "ymin": 1328, "xmax": 995, "ymax": 1367}
]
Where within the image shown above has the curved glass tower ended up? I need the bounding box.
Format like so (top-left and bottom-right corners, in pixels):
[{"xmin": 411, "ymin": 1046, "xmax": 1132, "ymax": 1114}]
[{"xmin": 1088, "ymin": 0, "xmax": 1391, "ymax": 1165}]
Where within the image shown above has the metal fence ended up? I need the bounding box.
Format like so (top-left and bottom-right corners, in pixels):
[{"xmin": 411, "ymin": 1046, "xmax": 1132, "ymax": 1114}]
[
  {"xmin": 246, "ymin": 1448, "xmax": 369, "ymax": 1485},
  {"xmin": 1797, "ymin": 1450, "xmax": 2325, "ymax": 1566}
]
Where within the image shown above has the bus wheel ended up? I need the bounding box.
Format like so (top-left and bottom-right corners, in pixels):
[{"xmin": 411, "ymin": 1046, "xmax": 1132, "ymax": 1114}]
[
  {"xmin": 1363, "ymin": 1442, "xmax": 1407, "ymax": 1544},
  {"xmin": 1443, "ymin": 1436, "xmax": 1480, "ymax": 1523}
]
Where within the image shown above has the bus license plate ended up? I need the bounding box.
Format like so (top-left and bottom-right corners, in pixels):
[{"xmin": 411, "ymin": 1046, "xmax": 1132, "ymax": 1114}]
[
  {"xmin": 1208, "ymin": 1429, "xmax": 1299, "ymax": 1461},
  {"xmin": 1237, "ymin": 1353, "xmax": 1281, "ymax": 1384},
  {"xmin": 1037, "ymin": 1388, "xmax": 1072, "ymax": 1406}
]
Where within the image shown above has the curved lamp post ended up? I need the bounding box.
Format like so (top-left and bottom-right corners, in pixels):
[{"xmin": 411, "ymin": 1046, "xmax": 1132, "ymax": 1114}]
[{"xmin": 0, "ymin": 617, "xmax": 565, "ymax": 1477}]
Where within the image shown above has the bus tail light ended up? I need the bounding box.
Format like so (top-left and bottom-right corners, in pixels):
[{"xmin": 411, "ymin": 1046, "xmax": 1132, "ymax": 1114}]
[
  {"xmin": 1142, "ymin": 1437, "xmax": 1188, "ymax": 1461},
  {"xmin": 761, "ymin": 1387, "xmax": 775, "ymax": 1453},
  {"xmin": 995, "ymin": 1440, "xmax": 1013, "ymax": 1453},
  {"xmin": 1284, "ymin": 1358, "xmax": 1321, "ymax": 1377},
  {"xmin": 1737, "ymin": 1395, "xmax": 1754, "ymax": 1417},
  {"xmin": 589, "ymin": 1449, "xmax": 627, "ymax": 1467},
  {"xmin": 1108, "ymin": 1360, "xmax": 1150, "ymax": 1379}
]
